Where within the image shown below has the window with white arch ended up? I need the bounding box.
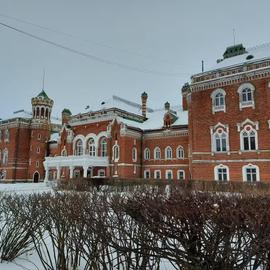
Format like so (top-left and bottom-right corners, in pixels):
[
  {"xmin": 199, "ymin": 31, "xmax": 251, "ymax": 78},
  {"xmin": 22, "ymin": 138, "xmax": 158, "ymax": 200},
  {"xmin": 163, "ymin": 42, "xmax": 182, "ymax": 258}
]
[
  {"xmin": 144, "ymin": 148, "xmax": 150, "ymax": 160},
  {"xmin": 243, "ymin": 164, "xmax": 259, "ymax": 182},
  {"xmin": 237, "ymin": 83, "xmax": 255, "ymax": 110},
  {"xmin": 154, "ymin": 147, "xmax": 161, "ymax": 160},
  {"xmin": 166, "ymin": 170, "xmax": 173, "ymax": 180},
  {"xmin": 177, "ymin": 170, "xmax": 185, "ymax": 180},
  {"xmin": 112, "ymin": 144, "xmax": 120, "ymax": 162},
  {"xmin": 165, "ymin": 146, "xmax": 172, "ymax": 160},
  {"xmin": 214, "ymin": 164, "xmax": 229, "ymax": 181},
  {"xmin": 240, "ymin": 125, "xmax": 257, "ymax": 151},
  {"xmin": 144, "ymin": 169, "xmax": 150, "ymax": 179},
  {"xmin": 75, "ymin": 139, "xmax": 84, "ymax": 156},
  {"xmin": 132, "ymin": 147, "xmax": 137, "ymax": 162},
  {"xmin": 154, "ymin": 170, "xmax": 161, "ymax": 179},
  {"xmin": 176, "ymin": 146, "xmax": 184, "ymax": 159},
  {"xmin": 211, "ymin": 89, "xmax": 226, "ymax": 113},
  {"xmin": 100, "ymin": 138, "xmax": 107, "ymax": 157},
  {"xmin": 213, "ymin": 130, "xmax": 228, "ymax": 152},
  {"xmin": 2, "ymin": 149, "xmax": 8, "ymax": 165},
  {"xmin": 87, "ymin": 138, "xmax": 96, "ymax": 156}
]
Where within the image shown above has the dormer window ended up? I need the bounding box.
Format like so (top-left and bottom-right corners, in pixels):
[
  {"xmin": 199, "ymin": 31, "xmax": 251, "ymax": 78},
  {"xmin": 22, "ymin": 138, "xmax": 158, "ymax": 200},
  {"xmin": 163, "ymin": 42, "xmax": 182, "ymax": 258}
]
[
  {"xmin": 237, "ymin": 83, "xmax": 255, "ymax": 110},
  {"xmin": 211, "ymin": 89, "xmax": 226, "ymax": 113}
]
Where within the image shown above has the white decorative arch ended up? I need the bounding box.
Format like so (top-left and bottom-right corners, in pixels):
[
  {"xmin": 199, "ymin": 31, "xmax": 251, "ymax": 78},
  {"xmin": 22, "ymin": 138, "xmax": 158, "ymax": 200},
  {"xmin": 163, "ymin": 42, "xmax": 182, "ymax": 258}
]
[
  {"xmin": 73, "ymin": 135, "xmax": 85, "ymax": 155},
  {"xmin": 144, "ymin": 148, "xmax": 150, "ymax": 160},
  {"xmin": 165, "ymin": 146, "xmax": 172, "ymax": 160},
  {"xmin": 237, "ymin": 83, "xmax": 255, "ymax": 110},
  {"xmin": 242, "ymin": 164, "xmax": 260, "ymax": 182},
  {"xmin": 214, "ymin": 164, "xmax": 230, "ymax": 181},
  {"xmin": 210, "ymin": 88, "xmax": 226, "ymax": 113},
  {"xmin": 154, "ymin": 147, "xmax": 161, "ymax": 160},
  {"xmin": 176, "ymin": 146, "xmax": 184, "ymax": 159}
]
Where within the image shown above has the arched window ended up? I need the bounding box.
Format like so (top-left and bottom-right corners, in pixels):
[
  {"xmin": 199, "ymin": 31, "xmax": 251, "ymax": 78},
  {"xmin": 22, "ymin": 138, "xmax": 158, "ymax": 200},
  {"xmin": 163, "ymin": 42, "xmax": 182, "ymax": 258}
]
[
  {"xmin": 87, "ymin": 138, "xmax": 96, "ymax": 156},
  {"xmin": 214, "ymin": 131, "xmax": 228, "ymax": 152},
  {"xmin": 177, "ymin": 170, "xmax": 185, "ymax": 180},
  {"xmin": 240, "ymin": 126, "xmax": 257, "ymax": 151},
  {"xmin": 237, "ymin": 83, "xmax": 255, "ymax": 110},
  {"xmin": 112, "ymin": 145, "xmax": 120, "ymax": 161},
  {"xmin": 2, "ymin": 149, "xmax": 8, "ymax": 165},
  {"xmin": 166, "ymin": 170, "xmax": 173, "ymax": 180},
  {"xmin": 61, "ymin": 148, "xmax": 67, "ymax": 156},
  {"xmin": 243, "ymin": 164, "xmax": 259, "ymax": 182},
  {"xmin": 144, "ymin": 148, "xmax": 150, "ymax": 160},
  {"xmin": 154, "ymin": 170, "xmax": 161, "ymax": 179},
  {"xmin": 132, "ymin": 147, "xmax": 137, "ymax": 162},
  {"xmin": 75, "ymin": 139, "xmax": 83, "ymax": 156},
  {"xmin": 176, "ymin": 146, "xmax": 184, "ymax": 159},
  {"xmin": 154, "ymin": 147, "xmax": 161, "ymax": 160},
  {"xmin": 41, "ymin": 107, "xmax": 44, "ymax": 118},
  {"xmin": 211, "ymin": 89, "xmax": 226, "ymax": 113},
  {"xmin": 100, "ymin": 138, "xmax": 107, "ymax": 157},
  {"xmin": 165, "ymin": 146, "xmax": 172, "ymax": 160},
  {"xmin": 214, "ymin": 164, "xmax": 229, "ymax": 181},
  {"xmin": 144, "ymin": 170, "xmax": 150, "ymax": 179}
]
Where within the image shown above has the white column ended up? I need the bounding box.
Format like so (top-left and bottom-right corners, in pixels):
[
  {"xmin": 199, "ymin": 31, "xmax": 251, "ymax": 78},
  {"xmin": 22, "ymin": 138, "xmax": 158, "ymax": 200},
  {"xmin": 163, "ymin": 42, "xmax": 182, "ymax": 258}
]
[
  {"xmin": 69, "ymin": 166, "xmax": 74, "ymax": 179},
  {"xmin": 44, "ymin": 166, "xmax": 49, "ymax": 182},
  {"xmin": 83, "ymin": 165, "xmax": 88, "ymax": 178},
  {"xmin": 57, "ymin": 166, "xmax": 61, "ymax": 180}
]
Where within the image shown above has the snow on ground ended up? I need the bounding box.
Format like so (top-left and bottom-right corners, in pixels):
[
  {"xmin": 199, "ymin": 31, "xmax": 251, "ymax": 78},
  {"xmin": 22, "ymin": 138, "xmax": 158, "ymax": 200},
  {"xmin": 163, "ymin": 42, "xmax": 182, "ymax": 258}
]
[{"xmin": 0, "ymin": 182, "xmax": 53, "ymax": 194}]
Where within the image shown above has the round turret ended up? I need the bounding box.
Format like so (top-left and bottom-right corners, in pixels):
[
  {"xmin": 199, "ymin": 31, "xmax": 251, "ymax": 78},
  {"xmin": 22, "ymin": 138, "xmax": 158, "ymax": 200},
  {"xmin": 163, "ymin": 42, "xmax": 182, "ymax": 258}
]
[{"xmin": 32, "ymin": 90, "xmax": 54, "ymax": 121}]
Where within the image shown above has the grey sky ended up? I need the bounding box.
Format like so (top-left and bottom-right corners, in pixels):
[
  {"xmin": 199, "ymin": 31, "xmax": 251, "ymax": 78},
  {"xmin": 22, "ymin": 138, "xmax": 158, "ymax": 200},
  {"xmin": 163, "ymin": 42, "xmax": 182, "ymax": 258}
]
[{"xmin": 1, "ymin": 0, "xmax": 270, "ymax": 119}]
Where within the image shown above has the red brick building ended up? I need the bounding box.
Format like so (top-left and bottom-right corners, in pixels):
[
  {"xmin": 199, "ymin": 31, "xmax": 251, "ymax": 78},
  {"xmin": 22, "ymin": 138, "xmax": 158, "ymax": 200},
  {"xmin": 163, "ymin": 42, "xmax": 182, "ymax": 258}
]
[{"xmin": 1, "ymin": 43, "xmax": 270, "ymax": 182}]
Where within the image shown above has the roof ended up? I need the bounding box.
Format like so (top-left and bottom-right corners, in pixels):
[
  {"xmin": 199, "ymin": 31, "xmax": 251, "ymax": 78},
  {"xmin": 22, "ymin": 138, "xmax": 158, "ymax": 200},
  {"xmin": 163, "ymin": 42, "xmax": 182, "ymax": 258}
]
[
  {"xmin": 0, "ymin": 110, "xmax": 32, "ymax": 123},
  {"xmin": 206, "ymin": 42, "xmax": 270, "ymax": 73},
  {"xmin": 36, "ymin": 90, "xmax": 50, "ymax": 100},
  {"xmin": 118, "ymin": 105, "xmax": 188, "ymax": 130}
]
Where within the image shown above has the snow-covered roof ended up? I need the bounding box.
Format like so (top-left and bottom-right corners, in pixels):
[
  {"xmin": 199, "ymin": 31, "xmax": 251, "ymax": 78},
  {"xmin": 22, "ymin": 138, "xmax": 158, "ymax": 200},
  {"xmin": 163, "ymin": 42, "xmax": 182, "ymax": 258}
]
[
  {"xmin": 87, "ymin": 95, "xmax": 154, "ymax": 116},
  {"xmin": 1, "ymin": 110, "xmax": 32, "ymax": 122},
  {"xmin": 49, "ymin": 132, "xmax": 59, "ymax": 142},
  {"xmin": 119, "ymin": 105, "xmax": 188, "ymax": 130}
]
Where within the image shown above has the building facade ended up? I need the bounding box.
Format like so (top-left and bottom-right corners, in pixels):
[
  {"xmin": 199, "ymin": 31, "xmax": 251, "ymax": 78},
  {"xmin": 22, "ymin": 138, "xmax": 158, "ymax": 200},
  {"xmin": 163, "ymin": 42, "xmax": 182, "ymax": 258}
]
[{"xmin": 1, "ymin": 43, "xmax": 270, "ymax": 182}]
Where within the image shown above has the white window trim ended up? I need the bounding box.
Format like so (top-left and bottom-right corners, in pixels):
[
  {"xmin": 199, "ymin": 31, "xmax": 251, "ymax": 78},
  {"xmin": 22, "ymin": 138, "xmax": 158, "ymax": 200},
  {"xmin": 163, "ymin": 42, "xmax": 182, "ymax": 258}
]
[
  {"xmin": 98, "ymin": 169, "xmax": 106, "ymax": 178},
  {"xmin": 237, "ymin": 83, "xmax": 255, "ymax": 110},
  {"xmin": 112, "ymin": 144, "xmax": 120, "ymax": 162},
  {"xmin": 2, "ymin": 149, "xmax": 8, "ymax": 165},
  {"xmin": 154, "ymin": 170, "xmax": 161, "ymax": 179},
  {"xmin": 165, "ymin": 146, "xmax": 173, "ymax": 160},
  {"xmin": 132, "ymin": 147, "xmax": 137, "ymax": 162},
  {"xmin": 144, "ymin": 169, "xmax": 150, "ymax": 179},
  {"xmin": 144, "ymin": 148, "xmax": 150, "ymax": 160},
  {"xmin": 154, "ymin": 147, "xmax": 161, "ymax": 160},
  {"xmin": 242, "ymin": 164, "xmax": 260, "ymax": 182},
  {"xmin": 87, "ymin": 138, "xmax": 96, "ymax": 157},
  {"xmin": 165, "ymin": 170, "xmax": 173, "ymax": 180},
  {"xmin": 37, "ymin": 147, "xmax": 40, "ymax": 154},
  {"xmin": 214, "ymin": 164, "xmax": 230, "ymax": 181},
  {"xmin": 211, "ymin": 88, "xmax": 226, "ymax": 114},
  {"xmin": 176, "ymin": 146, "xmax": 184, "ymax": 159},
  {"xmin": 212, "ymin": 130, "xmax": 229, "ymax": 153},
  {"xmin": 177, "ymin": 170, "xmax": 185, "ymax": 180},
  {"xmin": 240, "ymin": 125, "xmax": 258, "ymax": 151}
]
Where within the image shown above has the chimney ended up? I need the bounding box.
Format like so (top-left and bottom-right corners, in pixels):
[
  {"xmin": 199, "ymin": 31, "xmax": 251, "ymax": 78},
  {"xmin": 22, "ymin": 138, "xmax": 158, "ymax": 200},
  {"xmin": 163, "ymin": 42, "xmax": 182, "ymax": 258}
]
[
  {"xmin": 141, "ymin": 92, "xmax": 148, "ymax": 118},
  {"xmin": 62, "ymin": 108, "xmax": 72, "ymax": 125}
]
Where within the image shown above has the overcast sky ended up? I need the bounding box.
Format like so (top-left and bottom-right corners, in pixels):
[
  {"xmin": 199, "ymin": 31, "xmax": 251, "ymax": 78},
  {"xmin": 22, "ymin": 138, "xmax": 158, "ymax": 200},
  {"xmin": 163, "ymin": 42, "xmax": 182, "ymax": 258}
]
[{"xmin": 1, "ymin": 0, "xmax": 270, "ymax": 120}]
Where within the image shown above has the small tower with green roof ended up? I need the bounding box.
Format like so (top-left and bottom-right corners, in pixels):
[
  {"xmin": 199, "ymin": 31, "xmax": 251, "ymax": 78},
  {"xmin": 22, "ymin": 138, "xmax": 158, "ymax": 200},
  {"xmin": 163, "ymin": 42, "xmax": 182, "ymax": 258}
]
[{"xmin": 31, "ymin": 90, "xmax": 54, "ymax": 122}]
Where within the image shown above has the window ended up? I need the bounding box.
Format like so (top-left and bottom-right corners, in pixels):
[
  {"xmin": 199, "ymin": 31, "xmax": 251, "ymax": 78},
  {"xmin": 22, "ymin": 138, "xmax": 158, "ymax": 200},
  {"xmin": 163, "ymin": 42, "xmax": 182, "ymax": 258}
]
[
  {"xmin": 237, "ymin": 83, "xmax": 255, "ymax": 110},
  {"xmin": 154, "ymin": 170, "xmax": 161, "ymax": 179},
  {"xmin": 214, "ymin": 131, "xmax": 228, "ymax": 152},
  {"xmin": 5, "ymin": 129, "xmax": 9, "ymax": 142},
  {"xmin": 177, "ymin": 170, "xmax": 185, "ymax": 180},
  {"xmin": 98, "ymin": 169, "xmax": 105, "ymax": 177},
  {"xmin": 112, "ymin": 144, "xmax": 120, "ymax": 161},
  {"xmin": 75, "ymin": 139, "xmax": 84, "ymax": 156},
  {"xmin": 2, "ymin": 149, "xmax": 8, "ymax": 165},
  {"xmin": 211, "ymin": 89, "xmax": 226, "ymax": 113},
  {"xmin": 132, "ymin": 147, "xmax": 137, "ymax": 162},
  {"xmin": 87, "ymin": 138, "xmax": 96, "ymax": 156},
  {"xmin": 176, "ymin": 146, "xmax": 184, "ymax": 159},
  {"xmin": 214, "ymin": 165, "xmax": 229, "ymax": 181},
  {"xmin": 243, "ymin": 164, "xmax": 259, "ymax": 182},
  {"xmin": 144, "ymin": 148, "xmax": 150, "ymax": 160},
  {"xmin": 36, "ymin": 161, "xmax": 39, "ymax": 168},
  {"xmin": 100, "ymin": 138, "xmax": 107, "ymax": 157},
  {"xmin": 166, "ymin": 170, "xmax": 173, "ymax": 180},
  {"xmin": 144, "ymin": 170, "xmax": 150, "ymax": 179},
  {"xmin": 37, "ymin": 147, "xmax": 40, "ymax": 154},
  {"xmin": 165, "ymin": 146, "xmax": 172, "ymax": 160},
  {"xmin": 154, "ymin": 147, "xmax": 161, "ymax": 160},
  {"xmin": 38, "ymin": 133, "xmax": 41, "ymax": 140},
  {"xmin": 240, "ymin": 126, "xmax": 257, "ymax": 151}
]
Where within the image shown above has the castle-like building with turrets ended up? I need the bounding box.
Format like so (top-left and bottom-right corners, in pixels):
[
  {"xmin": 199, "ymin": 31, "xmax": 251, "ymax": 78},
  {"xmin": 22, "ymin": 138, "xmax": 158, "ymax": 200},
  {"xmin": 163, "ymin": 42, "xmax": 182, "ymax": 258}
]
[{"xmin": 1, "ymin": 43, "xmax": 270, "ymax": 182}]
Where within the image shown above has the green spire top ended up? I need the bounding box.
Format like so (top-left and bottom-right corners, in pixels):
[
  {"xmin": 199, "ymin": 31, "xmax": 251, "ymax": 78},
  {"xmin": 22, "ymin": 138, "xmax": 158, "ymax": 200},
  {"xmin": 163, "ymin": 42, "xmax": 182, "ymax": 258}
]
[{"xmin": 37, "ymin": 89, "xmax": 50, "ymax": 100}]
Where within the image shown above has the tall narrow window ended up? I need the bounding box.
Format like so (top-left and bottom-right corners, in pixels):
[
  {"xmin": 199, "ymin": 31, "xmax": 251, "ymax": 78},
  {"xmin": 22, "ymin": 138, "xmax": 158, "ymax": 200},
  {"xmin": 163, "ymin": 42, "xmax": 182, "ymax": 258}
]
[
  {"xmin": 132, "ymin": 147, "xmax": 137, "ymax": 162},
  {"xmin": 211, "ymin": 89, "xmax": 226, "ymax": 113},
  {"xmin": 154, "ymin": 147, "xmax": 161, "ymax": 160},
  {"xmin": 5, "ymin": 129, "xmax": 9, "ymax": 142},
  {"xmin": 144, "ymin": 148, "xmax": 150, "ymax": 160},
  {"xmin": 166, "ymin": 170, "xmax": 173, "ymax": 180},
  {"xmin": 113, "ymin": 145, "xmax": 120, "ymax": 161},
  {"xmin": 87, "ymin": 138, "xmax": 96, "ymax": 156},
  {"xmin": 238, "ymin": 83, "xmax": 255, "ymax": 110},
  {"xmin": 75, "ymin": 139, "xmax": 83, "ymax": 156},
  {"xmin": 154, "ymin": 170, "xmax": 161, "ymax": 179},
  {"xmin": 165, "ymin": 146, "xmax": 173, "ymax": 160},
  {"xmin": 214, "ymin": 132, "xmax": 227, "ymax": 152},
  {"xmin": 177, "ymin": 170, "xmax": 185, "ymax": 180},
  {"xmin": 241, "ymin": 126, "xmax": 257, "ymax": 151},
  {"xmin": 100, "ymin": 138, "xmax": 107, "ymax": 157}
]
